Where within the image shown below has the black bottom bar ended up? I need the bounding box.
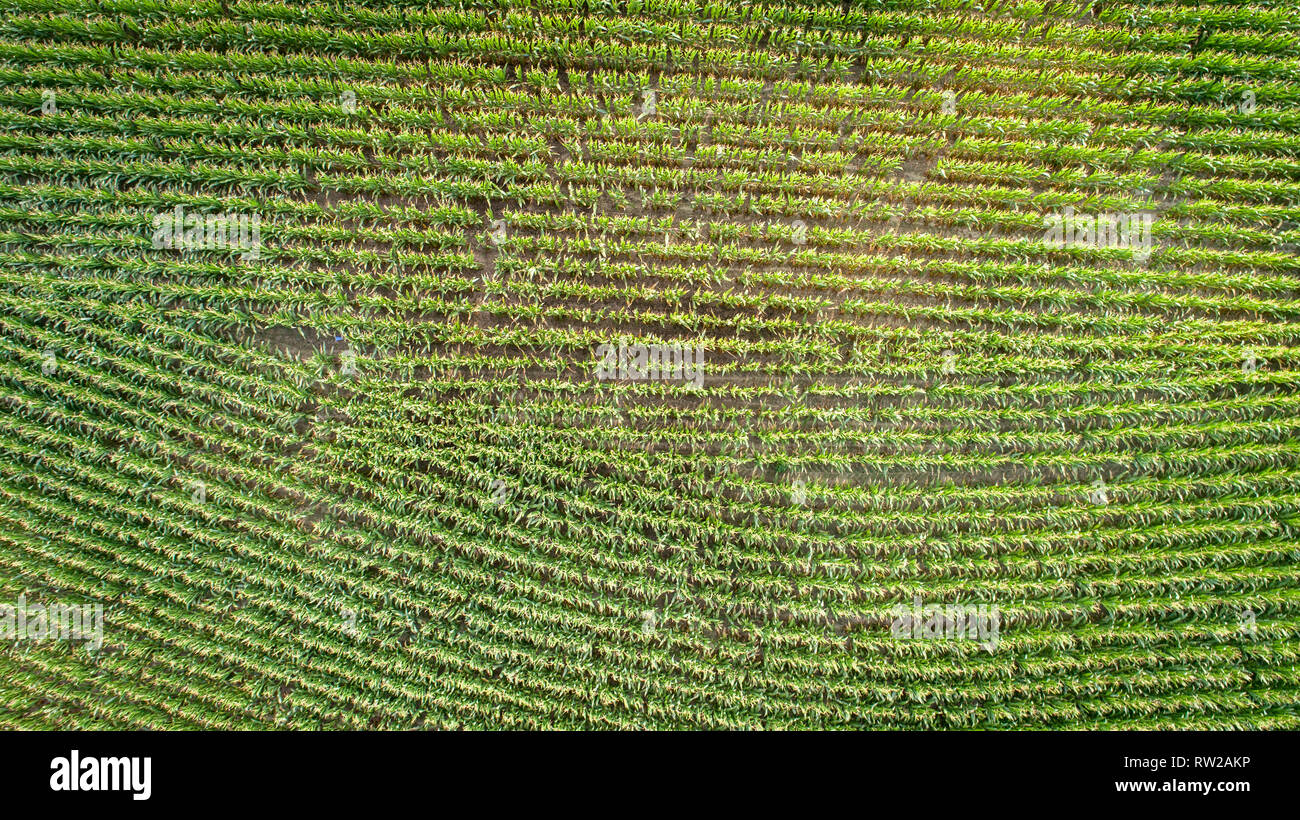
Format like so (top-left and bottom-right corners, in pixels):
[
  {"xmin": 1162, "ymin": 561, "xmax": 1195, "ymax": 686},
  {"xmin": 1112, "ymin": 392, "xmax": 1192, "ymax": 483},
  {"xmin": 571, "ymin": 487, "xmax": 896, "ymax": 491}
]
[{"xmin": 2, "ymin": 731, "xmax": 1286, "ymax": 809}]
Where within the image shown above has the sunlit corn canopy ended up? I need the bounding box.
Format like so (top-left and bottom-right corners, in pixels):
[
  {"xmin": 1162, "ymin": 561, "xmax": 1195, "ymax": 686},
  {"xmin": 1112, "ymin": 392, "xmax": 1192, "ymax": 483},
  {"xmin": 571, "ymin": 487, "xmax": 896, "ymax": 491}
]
[{"xmin": 0, "ymin": 0, "xmax": 1297, "ymax": 729}]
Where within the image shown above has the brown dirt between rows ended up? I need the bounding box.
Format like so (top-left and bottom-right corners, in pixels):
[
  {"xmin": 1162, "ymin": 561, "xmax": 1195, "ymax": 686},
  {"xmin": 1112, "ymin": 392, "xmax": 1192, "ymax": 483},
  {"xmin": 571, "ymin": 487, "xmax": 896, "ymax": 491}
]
[{"xmin": 159, "ymin": 99, "xmax": 1287, "ymax": 573}]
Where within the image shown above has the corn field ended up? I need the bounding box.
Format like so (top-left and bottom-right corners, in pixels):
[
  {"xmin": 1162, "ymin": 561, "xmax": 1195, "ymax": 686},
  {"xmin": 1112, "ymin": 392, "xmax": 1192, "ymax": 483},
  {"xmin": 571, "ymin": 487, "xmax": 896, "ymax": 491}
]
[{"xmin": 0, "ymin": 0, "xmax": 1298, "ymax": 730}]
